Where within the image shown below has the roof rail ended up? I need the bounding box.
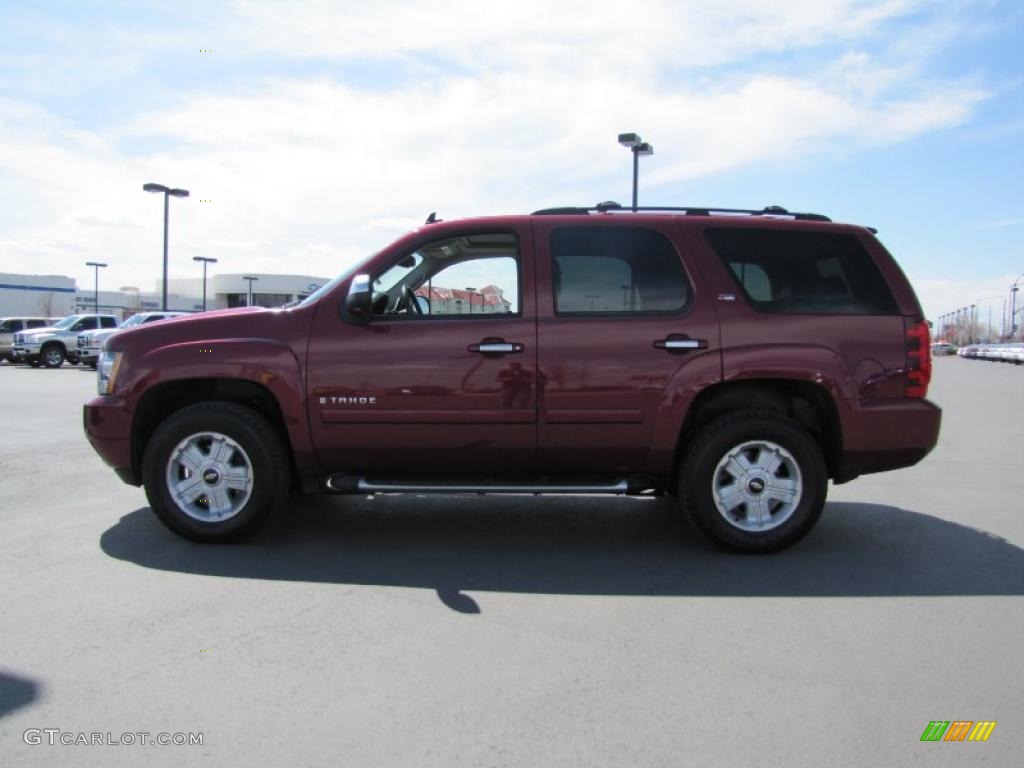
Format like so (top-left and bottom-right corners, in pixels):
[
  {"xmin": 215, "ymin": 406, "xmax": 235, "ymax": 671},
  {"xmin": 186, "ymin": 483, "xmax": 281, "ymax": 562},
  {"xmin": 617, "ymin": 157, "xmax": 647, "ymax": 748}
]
[{"xmin": 531, "ymin": 202, "xmax": 831, "ymax": 222}]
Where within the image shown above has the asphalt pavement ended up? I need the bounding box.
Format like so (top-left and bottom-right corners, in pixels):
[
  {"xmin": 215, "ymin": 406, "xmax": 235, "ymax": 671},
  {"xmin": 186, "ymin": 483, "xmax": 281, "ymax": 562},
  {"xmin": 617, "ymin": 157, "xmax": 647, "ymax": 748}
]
[{"xmin": 1, "ymin": 356, "xmax": 1021, "ymax": 767}]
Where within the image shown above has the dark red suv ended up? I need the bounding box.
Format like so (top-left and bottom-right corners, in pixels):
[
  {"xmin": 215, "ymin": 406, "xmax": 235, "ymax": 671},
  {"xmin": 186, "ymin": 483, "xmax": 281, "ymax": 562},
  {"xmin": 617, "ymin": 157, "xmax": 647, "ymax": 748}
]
[{"xmin": 83, "ymin": 204, "xmax": 940, "ymax": 552}]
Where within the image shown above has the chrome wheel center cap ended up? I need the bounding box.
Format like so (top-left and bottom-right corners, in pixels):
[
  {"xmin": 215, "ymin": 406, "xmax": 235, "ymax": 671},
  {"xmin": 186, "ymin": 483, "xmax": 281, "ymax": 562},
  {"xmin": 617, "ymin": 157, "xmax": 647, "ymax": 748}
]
[
  {"xmin": 202, "ymin": 468, "xmax": 221, "ymax": 485},
  {"xmin": 747, "ymin": 477, "xmax": 766, "ymax": 494}
]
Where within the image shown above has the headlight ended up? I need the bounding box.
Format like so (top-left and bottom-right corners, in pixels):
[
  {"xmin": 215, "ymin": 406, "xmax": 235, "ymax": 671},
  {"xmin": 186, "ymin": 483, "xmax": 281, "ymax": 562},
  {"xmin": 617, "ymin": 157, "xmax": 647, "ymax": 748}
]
[{"xmin": 97, "ymin": 350, "xmax": 124, "ymax": 395}]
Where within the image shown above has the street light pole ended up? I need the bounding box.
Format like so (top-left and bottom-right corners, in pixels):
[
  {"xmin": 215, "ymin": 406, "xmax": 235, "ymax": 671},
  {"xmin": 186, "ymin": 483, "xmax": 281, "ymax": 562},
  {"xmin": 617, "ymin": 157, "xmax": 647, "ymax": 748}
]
[
  {"xmin": 143, "ymin": 183, "xmax": 190, "ymax": 311},
  {"xmin": 617, "ymin": 133, "xmax": 654, "ymax": 211},
  {"xmin": 85, "ymin": 262, "xmax": 107, "ymax": 314},
  {"xmin": 1011, "ymin": 273, "xmax": 1024, "ymax": 340},
  {"xmin": 243, "ymin": 276, "xmax": 259, "ymax": 307},
  {"xmin": 193, "ymin": 256, "xmax": 218, "ymax": 312}
]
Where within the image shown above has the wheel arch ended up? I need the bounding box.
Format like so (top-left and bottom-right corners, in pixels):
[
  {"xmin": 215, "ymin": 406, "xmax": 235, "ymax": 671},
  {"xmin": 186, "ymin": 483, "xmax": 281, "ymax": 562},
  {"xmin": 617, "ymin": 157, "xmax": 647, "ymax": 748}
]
[
  {"xmin": 672, "ymin": 378, "xmax": 843, "ymax": 481},
  {"xmin": 130, "ymin": 377, "xmax": 301, "ymax": 489}
]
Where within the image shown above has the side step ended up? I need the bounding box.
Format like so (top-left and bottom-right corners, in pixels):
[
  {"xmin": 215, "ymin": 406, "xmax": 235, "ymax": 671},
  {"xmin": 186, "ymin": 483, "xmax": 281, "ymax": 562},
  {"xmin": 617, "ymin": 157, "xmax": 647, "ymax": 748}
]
[{"xmin": 325, "ymin": 476, "xmax": 651, "ymax": 495}]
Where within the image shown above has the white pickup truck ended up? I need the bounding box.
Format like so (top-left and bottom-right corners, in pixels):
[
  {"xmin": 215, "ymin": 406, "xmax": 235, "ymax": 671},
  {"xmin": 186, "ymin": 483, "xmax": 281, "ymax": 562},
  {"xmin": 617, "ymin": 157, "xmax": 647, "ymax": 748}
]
[
  {"xmin": 13, "ymin": 314, "xmax": 119, "ymax": 367},
  {"xmin": 77, "ymin": 311, "xmax": 188, "ymax": 367}
]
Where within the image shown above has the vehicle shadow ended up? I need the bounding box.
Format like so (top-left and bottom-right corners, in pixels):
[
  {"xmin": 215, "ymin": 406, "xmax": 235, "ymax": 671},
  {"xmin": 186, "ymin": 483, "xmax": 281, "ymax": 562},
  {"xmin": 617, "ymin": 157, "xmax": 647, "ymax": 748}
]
[
  {"xmin": 100, "ymin": 496, "xmax": 1024, "ymax": 612},
  {"xmin": 0, "ymin": 671, "xmax": 40, "ymax": 719}
]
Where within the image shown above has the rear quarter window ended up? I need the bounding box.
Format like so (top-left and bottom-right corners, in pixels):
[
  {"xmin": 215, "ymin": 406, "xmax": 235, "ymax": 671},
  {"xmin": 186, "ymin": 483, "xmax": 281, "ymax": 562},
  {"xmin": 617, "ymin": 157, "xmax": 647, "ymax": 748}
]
[{"xmin": 706, "ymin": 228, "xmax": 899, "ymax": 315}]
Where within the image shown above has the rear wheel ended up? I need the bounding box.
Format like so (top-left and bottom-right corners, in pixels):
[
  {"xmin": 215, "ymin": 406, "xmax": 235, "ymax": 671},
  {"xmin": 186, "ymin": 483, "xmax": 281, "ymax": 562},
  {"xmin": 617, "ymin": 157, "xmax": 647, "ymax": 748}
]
[
  {"xmin": 142, "ymin": 402, "xmax": 290, "ymax": 542},
  {"xmin": 41, "ymin": 344, "xmax": 65, "ymax": 368},
  {"xmin": 680, "ymin": 410, "xmax": 827, "ymax": 553}
]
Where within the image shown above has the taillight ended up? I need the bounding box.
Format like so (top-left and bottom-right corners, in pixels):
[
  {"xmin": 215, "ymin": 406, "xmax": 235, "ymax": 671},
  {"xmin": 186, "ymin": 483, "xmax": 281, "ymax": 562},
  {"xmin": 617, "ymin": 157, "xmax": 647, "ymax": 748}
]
[{"xmin": 905, "ymin": 319, "xmax": 931, "ymax": 397}]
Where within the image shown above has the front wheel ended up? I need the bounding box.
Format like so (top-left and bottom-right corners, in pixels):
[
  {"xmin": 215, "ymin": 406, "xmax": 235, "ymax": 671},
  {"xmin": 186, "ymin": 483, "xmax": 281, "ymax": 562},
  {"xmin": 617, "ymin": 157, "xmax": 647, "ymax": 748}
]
[
  {"xmin": 41, "ymin": 345, "xmax": 65, "ymax": 368},
  {"xmin": 680, "ymin": 410, "xmax": 827, "ymax": 553},
  {"xmin": 142, "ymin": 402, "xmax": 291, "ymax": 542}
]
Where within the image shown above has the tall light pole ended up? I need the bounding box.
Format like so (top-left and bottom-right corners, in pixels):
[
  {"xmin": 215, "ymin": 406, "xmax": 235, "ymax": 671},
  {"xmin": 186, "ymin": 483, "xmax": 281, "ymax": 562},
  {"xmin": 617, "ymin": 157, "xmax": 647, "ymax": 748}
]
[
  {"xmin": 243, "ymin": 276, "xmax": 259, "ymax": 307},
  {"xmin": 85, "ymin": 261, "xmax": 107, "ymax": 314},
  {"xmin": 465, "ymin": 286, "xmax": 477, "ymax": 315},
  {"xmin": 143, "ymin": 183, "xmax": 189, "ymax": 311},
  {"xmin": 193, "ymin": 256, "xmax": 218, "ymax": 312},
  {"xmin": 1011, "ymin": 273, "xmax": 1024, "ymax": 340},
  {"xmin": 975, "ymin": 295, "xmax": 1003, "ymax": 341},
  {"xmin": 617, "ymin": 133, "xmax": 654, "ymax": 211}
]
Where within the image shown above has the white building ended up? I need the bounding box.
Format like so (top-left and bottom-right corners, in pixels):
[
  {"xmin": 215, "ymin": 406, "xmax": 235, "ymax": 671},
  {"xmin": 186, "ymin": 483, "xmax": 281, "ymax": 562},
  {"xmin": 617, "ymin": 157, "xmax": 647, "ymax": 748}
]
[
  {"xmin": 0, "ymin": 273, "xmax": 76, "ymax": 317},
  {"xmin": 2, "ymin": 271, "xmax": 332, "ymax": 320},
  {"xmin": 165, "ymin": 273, "xmax": 329, "ymax": 309}
]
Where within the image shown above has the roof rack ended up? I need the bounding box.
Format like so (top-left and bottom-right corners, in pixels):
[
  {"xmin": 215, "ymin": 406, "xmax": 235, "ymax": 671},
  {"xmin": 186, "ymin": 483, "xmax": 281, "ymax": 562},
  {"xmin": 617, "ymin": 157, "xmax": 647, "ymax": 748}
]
[{"xmin": 532, "ymin": 201, "xmax": 831, "ymax": 222}]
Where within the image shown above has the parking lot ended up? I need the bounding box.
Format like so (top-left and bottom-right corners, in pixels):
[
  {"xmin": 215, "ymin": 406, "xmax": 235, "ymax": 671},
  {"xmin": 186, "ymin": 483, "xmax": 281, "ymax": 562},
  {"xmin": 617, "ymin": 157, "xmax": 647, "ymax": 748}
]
[{"xmin": 1, "ymin": 356, "xmax": 1021, "ymax": 766}]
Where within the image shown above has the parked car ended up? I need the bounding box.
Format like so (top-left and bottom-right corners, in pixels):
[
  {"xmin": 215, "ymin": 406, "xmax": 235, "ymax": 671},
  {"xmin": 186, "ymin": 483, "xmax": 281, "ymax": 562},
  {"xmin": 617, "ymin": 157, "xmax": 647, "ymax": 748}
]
[
  {"xmin": 77, "ymin": 311, "xmax": 189, "ymax": 368},
  {"xmin": 84, "ymin": 203, "xmax": 941, "ymax": 552},
  {"xmin": 930, "ymin": 342, "xmax": 956, "ymax": 356},
  {"xmin": 0, "ymin": 317, "xmax": 59, "ymax": 362},
  {"xmin": 13, "ymin": 314, "xmax": 119, "ymax": 367}
]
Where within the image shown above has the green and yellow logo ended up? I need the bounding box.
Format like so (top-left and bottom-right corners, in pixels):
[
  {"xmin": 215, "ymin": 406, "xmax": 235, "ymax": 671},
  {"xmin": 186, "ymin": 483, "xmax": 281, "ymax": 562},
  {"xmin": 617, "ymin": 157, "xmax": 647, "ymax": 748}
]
[{"xmin": 920, "ymin": 721, "xmax": 996, "ymax": 742}]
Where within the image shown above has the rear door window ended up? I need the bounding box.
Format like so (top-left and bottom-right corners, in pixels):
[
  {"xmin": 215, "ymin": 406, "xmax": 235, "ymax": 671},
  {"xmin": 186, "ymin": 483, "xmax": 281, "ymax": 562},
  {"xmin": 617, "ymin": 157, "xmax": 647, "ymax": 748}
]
[
  {"xmin": 101, "ymin": 317, "xmax": 118, "ymax": 328},
  {"xmin": 552, "ymin": 225, "xmax": 690, "ymax": 314},
  {"xmin": 706, "ymin": 228, "xmax": 898, "ymax": 315}
]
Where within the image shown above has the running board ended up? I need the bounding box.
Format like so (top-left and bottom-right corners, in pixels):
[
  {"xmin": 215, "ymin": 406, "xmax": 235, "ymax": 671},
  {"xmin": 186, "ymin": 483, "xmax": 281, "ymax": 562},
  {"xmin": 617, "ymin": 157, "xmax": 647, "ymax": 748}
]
[{"xmin": 325, "ymin": 476, "xmax": 641, "ymax": 495}]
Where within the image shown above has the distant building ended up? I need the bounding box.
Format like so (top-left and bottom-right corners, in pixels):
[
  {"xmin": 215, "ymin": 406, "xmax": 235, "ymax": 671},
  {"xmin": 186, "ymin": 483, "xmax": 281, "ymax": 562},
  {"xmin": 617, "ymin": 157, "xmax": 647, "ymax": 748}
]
[
  {"xmin": 415, "ymin": 284, "xmax": 511, "ymax": 315},
  {"xmin": 0, "ymin": 273, "xmax": 76, "ymax": 317},
  {"xmin": 165, "ymin": 273, "xmax": 330, "ymax": 309},
  {"xmin": 1, "ymin": 271, "xmax": 331, "ymax": 320}
]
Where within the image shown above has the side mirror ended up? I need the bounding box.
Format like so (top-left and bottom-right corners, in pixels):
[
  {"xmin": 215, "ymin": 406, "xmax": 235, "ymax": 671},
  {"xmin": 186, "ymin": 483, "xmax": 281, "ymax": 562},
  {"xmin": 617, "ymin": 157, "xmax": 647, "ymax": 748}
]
[{"xmin": 343, "ymin": 274, "xmax": 372, "ymax": 324}]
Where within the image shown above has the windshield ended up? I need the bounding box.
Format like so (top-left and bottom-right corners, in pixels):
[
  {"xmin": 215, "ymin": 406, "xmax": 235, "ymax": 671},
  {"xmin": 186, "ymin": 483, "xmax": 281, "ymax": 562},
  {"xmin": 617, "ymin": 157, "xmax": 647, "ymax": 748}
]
[
  {"xmin": 0, "ymin": 320, "xmax": 17, "ymax": 332},
  {"xmin": 296, "ymin": 255, "xmax": 374, "ymax": 309},
  {"xmin": 51, "ymin": 315, "xmax": 80, "ymax": 329}
]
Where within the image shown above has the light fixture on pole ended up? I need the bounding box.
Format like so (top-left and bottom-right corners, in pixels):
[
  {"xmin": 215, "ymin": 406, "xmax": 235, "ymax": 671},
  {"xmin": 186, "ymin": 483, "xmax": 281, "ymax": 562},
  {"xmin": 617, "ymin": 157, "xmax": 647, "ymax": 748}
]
[
  {"xmin": 1011, "ymin": 273, "xmax": 1024, "ymax": 340},
  {"xmin": 193, "ymin": 256, "xmax": 218, "ymax": 312},
  {"xmin": 143, "ymin": 183, "xmax": 190, "ymax": 311},
  {"xmin": 617, "ymin": 133, "xmax": 654, "ymax": 211},
  {"xmin": 85, "ymin": 261, "xmax": 107, "ymax": 314},
  {"xmin": 242, "ymin": 276, "xmax": 259, "ymax": 307}
]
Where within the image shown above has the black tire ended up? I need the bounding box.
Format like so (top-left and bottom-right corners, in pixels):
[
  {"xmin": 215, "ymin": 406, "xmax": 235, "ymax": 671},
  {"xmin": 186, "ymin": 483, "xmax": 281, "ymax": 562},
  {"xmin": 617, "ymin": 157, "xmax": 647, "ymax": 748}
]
[
  {"xmin": 40, "ymin": 344, "xmax": 65, "ymax": 368},
  {"xmin": 679, "ymin": 410, "xmax": 827, "ymax": 553},
  {"xmin": 142, "ymin": 402, "xmax": 290, "ymax": 542}
]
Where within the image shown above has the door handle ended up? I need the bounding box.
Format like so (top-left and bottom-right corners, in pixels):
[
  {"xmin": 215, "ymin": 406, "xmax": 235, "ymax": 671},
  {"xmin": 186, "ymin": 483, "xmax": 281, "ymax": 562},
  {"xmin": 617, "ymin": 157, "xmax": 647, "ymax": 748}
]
[
  {"xmin": 469, "ymin": 340, "xmax": 524, "ymax": 355},
  {"xmin": 653, "ymin": 336, "xmax": 708, "ymax": 351}
]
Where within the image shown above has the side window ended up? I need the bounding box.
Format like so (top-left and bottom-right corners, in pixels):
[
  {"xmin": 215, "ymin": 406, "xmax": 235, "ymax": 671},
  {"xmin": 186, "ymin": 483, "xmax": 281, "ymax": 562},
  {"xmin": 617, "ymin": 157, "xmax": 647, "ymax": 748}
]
[
  {"xmin": 372, "ymin": 232, "xmax": 519, "ymax": 319},
  {"xmin": 551, "ymin": 226, "xmax": 690, "ymax": 314},
  {"xmin": 101, "ymin": 317, "xmax": 117, "ymax": 328},
  {"xmin": 27, "ymin": 320, "xmax": 47, "ymax": 328},
  {"xmin": 143, "ymin": 315, "xmax": 163, "ymax": 323},
  {"xmin": 706, "ymin": 228, "xmax": 899, "ymax": 315},
  {"xmin": 71, "ymin": 318, "xmax": 95, "ymax": 332},
  {"xmin": 1, "ymin": 320, "xmax": 24, "ymax": 332}
]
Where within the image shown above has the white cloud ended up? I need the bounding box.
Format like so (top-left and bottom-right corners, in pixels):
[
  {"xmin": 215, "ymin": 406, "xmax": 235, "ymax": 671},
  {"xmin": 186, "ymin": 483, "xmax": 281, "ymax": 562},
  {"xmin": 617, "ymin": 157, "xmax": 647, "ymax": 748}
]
[{"xmin": 0, "ymin": 0, "xmax": 997, "ymax": 290}]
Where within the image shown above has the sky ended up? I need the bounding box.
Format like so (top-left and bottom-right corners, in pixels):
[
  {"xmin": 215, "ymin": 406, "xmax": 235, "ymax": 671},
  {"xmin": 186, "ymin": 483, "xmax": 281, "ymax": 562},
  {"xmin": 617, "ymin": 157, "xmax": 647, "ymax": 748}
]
[{"xmin": 0, "ymin": 0, "xmax": 1022, "ymax": 324}]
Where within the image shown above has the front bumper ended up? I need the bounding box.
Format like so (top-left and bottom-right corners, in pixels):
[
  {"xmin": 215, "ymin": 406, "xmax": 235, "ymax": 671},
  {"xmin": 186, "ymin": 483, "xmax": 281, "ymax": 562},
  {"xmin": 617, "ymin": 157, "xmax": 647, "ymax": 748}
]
[
  {"xmin": 836, "ymin": 397, "xmax": 942, "ymax": 482},
  {"xmin": 83, "ymin": 396, "xmax": 138, "ymax": 485}
]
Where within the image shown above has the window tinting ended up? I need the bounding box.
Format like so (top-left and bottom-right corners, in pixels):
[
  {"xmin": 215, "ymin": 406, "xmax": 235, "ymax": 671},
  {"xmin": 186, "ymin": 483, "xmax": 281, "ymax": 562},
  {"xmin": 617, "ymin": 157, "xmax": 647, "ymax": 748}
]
[
  {"xmin": 706, "ymin": 228, "xmax": 899, "ymax": 315},
  {"xmin": 552, "ymin": 226, "xmax": 689, "ymax": 314}
]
